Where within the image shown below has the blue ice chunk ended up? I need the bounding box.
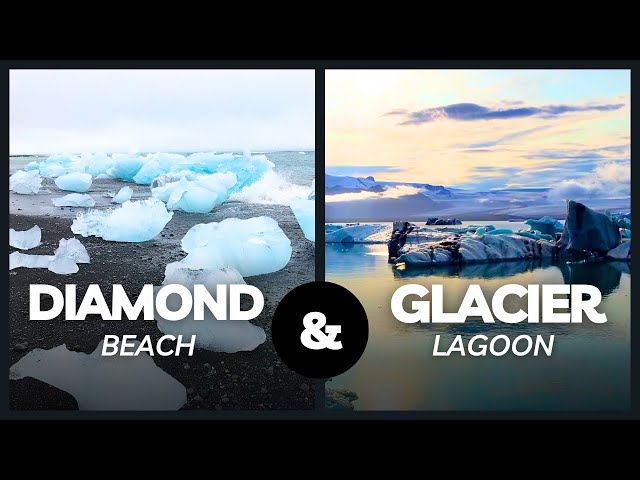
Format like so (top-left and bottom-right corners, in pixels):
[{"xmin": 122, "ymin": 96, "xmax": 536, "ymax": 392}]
[
  {"xmin": 107, "ymin": 154, "xmax": 145, "ymax": 182},
  {"xmin": 24, "ymin": 161, "xmax": 40, "ymax": 171},
  {"xmin": 71, "ymin": 198, "xmax": 173, "ymax": 242},
  {"xmin": 290, "ymin": 180, "xmax": 315, "ymax": 242},
  {"xmin": 525, "ymin": 216, "xmax": 563, "ymax": 235},
  {"xmin": 157, "ymin": 172, "xmax": 237, "ymax": 213},
  {"xmin": 82, "ymin": 152, "xmax": 113, "ymax": 177},
  {"xmin": 621, "ymin": 228, "xmax": 631, "ymax": 239},
  {"xmin": 179, "ymin": 152, "xmax": 274, "ymax": 193},
  {"xmin": 54, "ymin": 172, "xmax": 92, "ymax": 193},
  {"xmin": 132, "ymin": 153, "xmax": 186, "ymax": 185},
  {"xmin": 165, "ymin": 216, "xmax": 291, "ymax": 277},
  {"xmin": 475, "ymin": 227, "xmax": 487, "ymax": 235},
  {"xmin": 111, "ymin": 186, "xmax": 133, "ymax": 204}
]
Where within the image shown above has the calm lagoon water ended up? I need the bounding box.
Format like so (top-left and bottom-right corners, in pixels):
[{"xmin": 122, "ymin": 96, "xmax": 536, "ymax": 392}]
[{"xmin": 326, "ymin": 236, "xmax": 630, "ymax": 410}]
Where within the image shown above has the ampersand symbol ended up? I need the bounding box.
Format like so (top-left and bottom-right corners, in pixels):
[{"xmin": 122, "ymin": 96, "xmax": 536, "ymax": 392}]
[{"xmin": 300, "ymin": 312, "xmax": 343, "ymax": 350}]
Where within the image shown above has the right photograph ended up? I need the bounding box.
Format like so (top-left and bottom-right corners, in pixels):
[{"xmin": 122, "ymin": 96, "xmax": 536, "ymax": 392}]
[{"xmin": 324, "ymin": 69, "xmax": 630, "ymax": 411}]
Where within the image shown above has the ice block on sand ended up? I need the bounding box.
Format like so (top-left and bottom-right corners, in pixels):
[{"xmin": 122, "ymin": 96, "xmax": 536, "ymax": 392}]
[
  {"xmin": 111, "ymin": 186, "xmax": 133, "ymax": 204},
  {"xmin": 290, "ymin": 180, "xmax": 315, "ymax": 242},
  {"xmin": 155, "ymin": 267, "xmax": 266, "ymax": 353},
  {"xmin": 9, "ymin": 170, "xmax": 43, "ymax": 194},
  {"xmin": 55, "ymin": 172, "xmax": 92, "ymax": 193},
  {"xmin": 9, "ymin": 342, "xmax": 186, "ymax": 410},
  {"xmin": 71, "ymin": 198, "xmax": 173, "ymax": 242},
  {"xmin": 52, "ymin": 194, "xmax": 96, "ymax": 207},
  {"xmin": 9, "ymin": 225, "xmax": 41, "ymax": 250},
  {"xmin": 165, "ymin": 216, "xmax": 291, "ymax": 277}
]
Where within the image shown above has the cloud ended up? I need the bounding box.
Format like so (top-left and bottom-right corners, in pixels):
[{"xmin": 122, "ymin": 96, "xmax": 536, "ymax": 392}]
[
  {"xmin": 325, "ymin": 185, "xmax": 423, "ymax": 203},
  {"xmin": 548, "ymin": 161, "xmax": 630, "ymax": 200},
  {"xmin": 465, "ymin": 126, "xmax": 551, "ymax": 148},
  {"xmin": 325, "ymin": 165, "xmax": 404, "ymax": 177},
  {"xmin": 526, "ymin": 144, "xmax": 629, "ymax": 160},
  {"xmin": 391, "ymin": 101, "xmax": 625, "ymax": 125}
]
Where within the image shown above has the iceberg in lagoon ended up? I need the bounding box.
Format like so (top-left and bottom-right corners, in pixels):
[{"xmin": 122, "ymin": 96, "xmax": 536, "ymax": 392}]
[
  {"xmin": 10, "ymin": 341, "xmax": 186, "ymax": 410},
  {"xmin": 55, "ymin": 172, "xmax": 92, "ymax": 193},
  {"xmin": 52, "ymin": 193, "xmax": 96, "ymax": 207},
  {"xmin": 71, "ymin": 198, "xmax": 173, "ymax": 242},
  {"xmin": 10, "ymin": 170, "xmax": 42, "ymax": 194},
  {"xmin": 9, "ymin": 225, "xmax": 41, "ymax": 250},
  {"xmin": 166, "ymin": 216, "xmax": 291, "ymax": 277},
  {"xmin": 155, "ymin": 267, "xmax": 266, "ymax": 353}
]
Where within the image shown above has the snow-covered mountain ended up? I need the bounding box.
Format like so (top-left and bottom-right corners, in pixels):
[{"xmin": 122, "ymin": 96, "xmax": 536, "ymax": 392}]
[{"xmin": 325, "ymin": 174, "xmax": 452, "ymax": 196}]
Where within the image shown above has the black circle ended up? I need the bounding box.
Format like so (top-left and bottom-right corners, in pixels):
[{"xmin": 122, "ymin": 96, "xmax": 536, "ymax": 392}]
[{"xmin": 272, "ymin": 281, "xmax": 368, "ymax": 379}]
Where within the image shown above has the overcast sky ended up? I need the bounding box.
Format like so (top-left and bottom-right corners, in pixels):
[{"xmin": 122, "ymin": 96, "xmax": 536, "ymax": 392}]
[{"xmin": 10, "ymin": 70, "xmax": 315, "ymax": 155}]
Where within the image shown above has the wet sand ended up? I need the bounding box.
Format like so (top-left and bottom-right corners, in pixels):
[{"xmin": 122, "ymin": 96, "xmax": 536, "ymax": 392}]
[{"xmin": 9, "ymin": 177, "xmax": 316, "ymax": 410}]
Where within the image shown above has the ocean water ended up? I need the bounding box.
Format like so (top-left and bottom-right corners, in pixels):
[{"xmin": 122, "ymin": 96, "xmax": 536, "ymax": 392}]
[
  {"xmin": 9, "ymin": 151, "xmax": 315, "ymax": 186},
  {"xmin": 326, "ymin": 230, "xmax": 630, "ymax": 410}
]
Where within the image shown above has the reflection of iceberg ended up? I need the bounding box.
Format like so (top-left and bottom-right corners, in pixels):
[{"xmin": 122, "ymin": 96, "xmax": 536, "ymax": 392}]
[
  {"xmin": 559, "ymin": 262, "xmax": 622, "ymax": 297},
  {"xmin": 393, "ymin": 258, "xmax": 555, "ymax": 280},
  {"xmin": 10, "ymin": 341, "xmax": 186, "ymax": 410}
]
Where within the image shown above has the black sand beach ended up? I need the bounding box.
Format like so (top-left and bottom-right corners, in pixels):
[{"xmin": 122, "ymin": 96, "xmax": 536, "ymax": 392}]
[{"xmin": 9, "ymin": 177, "xmax": 316, "ymax": 410}]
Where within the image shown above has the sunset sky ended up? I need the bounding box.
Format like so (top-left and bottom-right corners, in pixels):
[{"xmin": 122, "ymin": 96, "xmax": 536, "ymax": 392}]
[{"xmin": 326, "ymin": 70, "xmax": 630, "ymax": 192}]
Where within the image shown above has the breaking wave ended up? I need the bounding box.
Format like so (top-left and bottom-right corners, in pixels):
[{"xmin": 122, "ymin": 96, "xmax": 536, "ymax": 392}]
[{"xmin": 230, "ymin": 170, "xmax": 309, "ymax": 205}]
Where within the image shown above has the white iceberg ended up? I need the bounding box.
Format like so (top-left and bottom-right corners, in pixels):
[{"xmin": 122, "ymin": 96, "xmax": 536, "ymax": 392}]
[
  {"xmin": 54, "ymin": 238, "xmax": 90, "ymax": 264},
  {"xmin": 55, "ymin": 172, "xmax": 92, "ymax": 193},
  {"xmin": 111, "ymin": 186, "xmax": 133, "ymax": 204},
  {"xmin": 10, "ymin": 238, "xmax": 90, "ymax": 274},
  {"xmin": 156, "ymin": 267, "xmax": 266, "ymax": 353},
  {"xmin": 71, "ymin": 198, "xmax": 173, "ymax": 242},
  {"xmin": 9, "ymin": 170, "xmax": 42, "ymax": 194},
  {"xmin": 166, "ymin": 216, "xmax": 291, "ymax": 277},
  {"xmin": 52, "ymin": 193, "xmax": 96, "ymax": 207},
  {"xmin": 9, "ymin": 341, "xmax": 186, "ymax": 410},
  {"xmin": 9, "ymin": 225, "xmax": 41, "ymax": 250},
  {"xmin": 10, "ymin": 252, "xmax": 55, "ymax": 270},
  {"xmin": 48, "ymin": 256, "xmax": 79, "ymax": 274}
]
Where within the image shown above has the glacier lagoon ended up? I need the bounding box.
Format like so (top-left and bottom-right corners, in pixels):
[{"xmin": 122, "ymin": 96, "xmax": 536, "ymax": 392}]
[{"xmin": 325, "ymin": 223, "xmax": 630, "ymax": 411}]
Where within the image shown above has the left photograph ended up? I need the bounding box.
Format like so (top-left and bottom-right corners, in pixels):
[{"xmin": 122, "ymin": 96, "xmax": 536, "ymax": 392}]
[{"xmin": 9, "ymin": 69, "xmax": 316, "ymax": 411}]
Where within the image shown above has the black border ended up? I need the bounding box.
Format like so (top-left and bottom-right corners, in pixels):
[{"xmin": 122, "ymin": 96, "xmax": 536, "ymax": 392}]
[{"xmin": 2, "ymin": 60, "xmax": 637, "ymax": 420}]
